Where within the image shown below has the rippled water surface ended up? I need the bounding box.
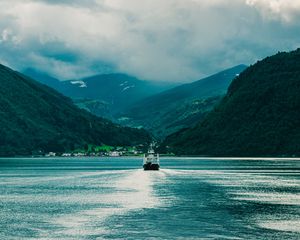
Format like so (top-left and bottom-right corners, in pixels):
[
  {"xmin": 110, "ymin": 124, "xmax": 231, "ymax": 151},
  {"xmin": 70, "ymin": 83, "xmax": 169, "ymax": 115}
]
[{"xmin": 0, "ymin": 157, "xmax": 299, "ymax": 239}]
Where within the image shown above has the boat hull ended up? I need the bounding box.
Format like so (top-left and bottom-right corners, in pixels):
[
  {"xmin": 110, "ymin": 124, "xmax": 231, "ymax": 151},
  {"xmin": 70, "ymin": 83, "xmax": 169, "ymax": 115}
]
[{"xmin": 143, "ymin": 163, "xmax": 160, "ymax": 171}]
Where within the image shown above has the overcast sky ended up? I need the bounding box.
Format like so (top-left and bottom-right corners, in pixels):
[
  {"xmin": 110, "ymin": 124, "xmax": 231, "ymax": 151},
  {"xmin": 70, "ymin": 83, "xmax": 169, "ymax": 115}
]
[{"xmin": 0, "ymin": 0, "xmax": 300, "ymax": 82}]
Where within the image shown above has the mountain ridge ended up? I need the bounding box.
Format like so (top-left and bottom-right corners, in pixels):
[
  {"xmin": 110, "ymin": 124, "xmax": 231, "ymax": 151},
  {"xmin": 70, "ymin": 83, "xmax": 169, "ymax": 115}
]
[
  {"xmin": 24, "ymin": 70, "xmax": 178, "ymax": 118},
  {"xmin": 118, "ymin": 65, "xmax": 247, "ymax": 138}
]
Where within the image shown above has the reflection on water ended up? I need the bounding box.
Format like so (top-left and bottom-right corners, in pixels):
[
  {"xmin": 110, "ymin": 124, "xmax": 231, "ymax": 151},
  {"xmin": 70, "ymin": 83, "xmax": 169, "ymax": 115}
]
[
  {"xmin": 53, "ymin": 170, "xmax": 167, "ymax": 238},
  {"xmin": 0, "ymin": 157, "xmax": 299, "ymax": 239}
]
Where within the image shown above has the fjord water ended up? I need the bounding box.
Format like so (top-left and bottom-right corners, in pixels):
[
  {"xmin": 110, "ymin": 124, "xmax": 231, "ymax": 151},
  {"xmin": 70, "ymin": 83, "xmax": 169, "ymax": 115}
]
[{"xmin": 0, "ymin": 158, "xmax": 299, "ymax": 239}]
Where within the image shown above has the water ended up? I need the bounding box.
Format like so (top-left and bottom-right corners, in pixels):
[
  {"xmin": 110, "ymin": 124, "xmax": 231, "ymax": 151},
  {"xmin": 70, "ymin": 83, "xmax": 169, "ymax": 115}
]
[{"xmin": 0, "ymin": 157, "xmax": 299, "ymax": 239}]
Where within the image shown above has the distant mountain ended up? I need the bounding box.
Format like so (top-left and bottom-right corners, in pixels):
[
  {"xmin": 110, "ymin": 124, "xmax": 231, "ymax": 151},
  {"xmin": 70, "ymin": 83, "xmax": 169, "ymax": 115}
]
[
  {"xmin": 163, "ymin": 49, "xmax": 300, "ymax": 157},
  {"xmin": 118, "ymin": 65, "xmax": 247, "ymax": 138},
  {"xmin": 62, "ymin": 74, "xmax": 178, "ymax": 116},
  {"xmin": 24, "ymin": 71, "xmax": 178, "ymax": 118},
  {"xmin": 0, "ymin": 64, "xmax": 150, "ymax": 156},
  {"xmin": 23, "ymin": 68, "xmax": 62, "ymax": 90}
]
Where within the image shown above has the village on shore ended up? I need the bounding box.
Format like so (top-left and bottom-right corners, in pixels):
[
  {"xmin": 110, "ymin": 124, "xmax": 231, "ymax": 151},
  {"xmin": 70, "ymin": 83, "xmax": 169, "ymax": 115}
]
[{"xmin": 35, "ymin": 145, "xmax": 148, "ymax": 158}]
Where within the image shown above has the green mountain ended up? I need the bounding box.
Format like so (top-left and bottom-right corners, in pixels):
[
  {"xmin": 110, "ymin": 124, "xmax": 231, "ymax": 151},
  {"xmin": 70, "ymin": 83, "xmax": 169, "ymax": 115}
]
[
  {"xmin": 164, "ymin": 49, "xmax": 300, "ymax": 157},
  {"xmin": 118, "ymin": 65, "xmax": 247, "ymax": 138},
  {"xmin": 0, "ymin": 64, "xmax": 150, "ymax": 156},
  {"xmin": 23, "ymin": 68, "xmax": 62, "ymax": 90},
  {"xmin": 24, "ymin": 71, "xmax": 178, "ymax": 118}
]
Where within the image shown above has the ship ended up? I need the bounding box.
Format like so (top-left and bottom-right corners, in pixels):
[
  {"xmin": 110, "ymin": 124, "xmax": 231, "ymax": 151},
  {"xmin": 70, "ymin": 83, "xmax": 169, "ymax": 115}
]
[{"xmin": 143, "ymin": 146, "xmax": 160, "ymax": 171}]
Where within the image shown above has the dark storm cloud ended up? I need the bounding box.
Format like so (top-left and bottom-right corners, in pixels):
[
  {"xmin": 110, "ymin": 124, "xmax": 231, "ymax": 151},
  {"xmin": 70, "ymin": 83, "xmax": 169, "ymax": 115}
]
[{"xmin": 0, "ymin": 0, "xmax": 300, "ymax": 81}]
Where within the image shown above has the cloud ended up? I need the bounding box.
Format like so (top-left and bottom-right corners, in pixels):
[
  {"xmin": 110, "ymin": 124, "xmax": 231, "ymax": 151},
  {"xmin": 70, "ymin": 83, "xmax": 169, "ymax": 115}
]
[
  {"xmin": 246, "ymin": 0, "xmax": 300, "ymax": 23},
  {"xmin": 0, "ymin": 0, "xmax": 299, "ymax": 81}
]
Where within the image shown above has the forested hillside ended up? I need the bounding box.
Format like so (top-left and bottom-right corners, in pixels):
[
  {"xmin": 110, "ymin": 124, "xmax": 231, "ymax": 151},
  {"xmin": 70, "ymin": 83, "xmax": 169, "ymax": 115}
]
[
  {"xmin": 0, "ymin": 64, "xmax": 150, "ymax": 156},
  {"xmin": 164, "ymin": 49, "xmax": 300, "ymax": 156}
]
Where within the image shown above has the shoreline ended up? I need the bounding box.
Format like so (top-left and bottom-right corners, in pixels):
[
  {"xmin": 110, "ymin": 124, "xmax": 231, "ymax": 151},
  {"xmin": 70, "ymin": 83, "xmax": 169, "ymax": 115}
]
[{"xmin": 1, "ymin": 156, "xmax": 300, "ymax": 161}]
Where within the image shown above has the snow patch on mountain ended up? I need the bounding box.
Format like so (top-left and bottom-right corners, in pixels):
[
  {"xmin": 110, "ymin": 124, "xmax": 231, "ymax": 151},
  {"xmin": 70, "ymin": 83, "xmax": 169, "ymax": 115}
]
[
  {"xmin": 71, "ymin": 80, "xmax": 87, "ymax": 88},
  {"xmin": 120, "ymin": 81, "xmax": 128, "ymax": 87},
  {"xmin": 122, "ymin": 85, "xmax": 135, "ymax": 92}
]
